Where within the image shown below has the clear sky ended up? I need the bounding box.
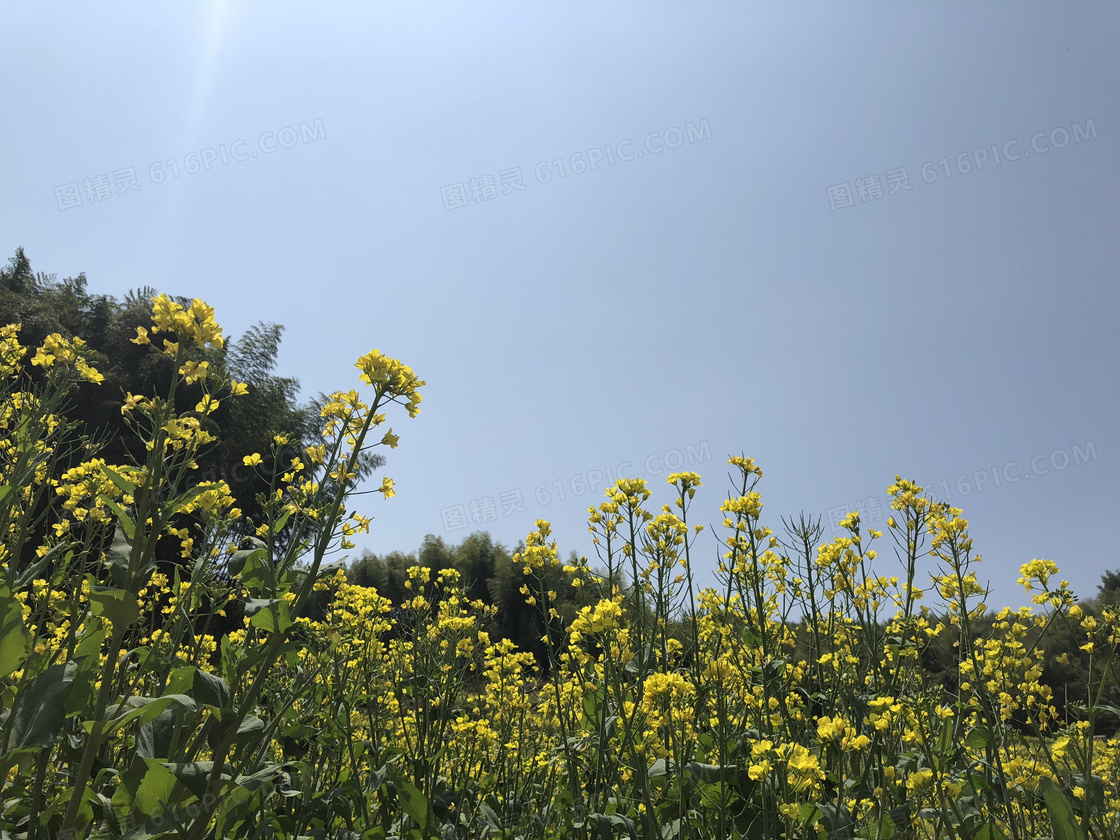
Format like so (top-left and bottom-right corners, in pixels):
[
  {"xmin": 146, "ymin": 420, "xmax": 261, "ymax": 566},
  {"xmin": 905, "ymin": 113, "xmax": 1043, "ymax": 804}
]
[{"xmin": 3, "ymin": 2, "xmax": 1117, "ymax": 610}]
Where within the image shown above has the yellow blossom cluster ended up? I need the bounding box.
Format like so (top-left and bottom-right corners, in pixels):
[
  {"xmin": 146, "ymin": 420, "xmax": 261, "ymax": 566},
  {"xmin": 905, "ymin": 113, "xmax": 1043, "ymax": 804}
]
[{"xmin": 131, "ymin": 294, "xmax": 224, "ymax": 352}]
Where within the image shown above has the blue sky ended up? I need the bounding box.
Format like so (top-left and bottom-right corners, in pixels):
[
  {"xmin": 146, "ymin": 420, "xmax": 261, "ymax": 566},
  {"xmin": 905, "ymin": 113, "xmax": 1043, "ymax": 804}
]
[{"xmin": 3, "ymin": 2, "xmax": 1117, "ymax": 609}]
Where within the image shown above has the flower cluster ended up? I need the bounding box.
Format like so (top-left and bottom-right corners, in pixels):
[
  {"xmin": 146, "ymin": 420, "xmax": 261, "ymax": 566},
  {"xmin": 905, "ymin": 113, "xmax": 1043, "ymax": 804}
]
[{"xmin": 132, "ymin": 294, "xmax": 224, "ymax": 352}]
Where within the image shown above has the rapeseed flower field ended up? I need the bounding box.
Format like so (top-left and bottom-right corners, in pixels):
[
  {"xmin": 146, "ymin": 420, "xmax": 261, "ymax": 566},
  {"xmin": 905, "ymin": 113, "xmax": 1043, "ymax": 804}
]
[{"xmin": 0, "ymin": 298, "xmax": 1114, "ymax": 839}]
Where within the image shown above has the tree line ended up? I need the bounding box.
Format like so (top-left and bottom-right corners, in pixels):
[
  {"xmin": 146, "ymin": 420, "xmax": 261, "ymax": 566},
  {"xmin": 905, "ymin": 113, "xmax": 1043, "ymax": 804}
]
[
  {"xmin": 345, "ymin": 528, "xmax": 1120, "ymax": 732},
  {"xmin": 3, "ymin": 247, "xmax": 1112, "ymax": 730}
]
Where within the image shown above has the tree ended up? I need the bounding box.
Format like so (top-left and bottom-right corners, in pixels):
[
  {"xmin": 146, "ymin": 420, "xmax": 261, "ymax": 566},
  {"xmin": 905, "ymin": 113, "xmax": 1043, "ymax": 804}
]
[
  {"xmin": 1096, "ymin": 570, "xmax": 1120, "ymax": 608},
  {"xmin": 0, "ymin": 248, "xmax": 382, "ymax": 563},
  {"xmin": 348, "ymin": 531, "xmax": 595, "ymax": 671}
]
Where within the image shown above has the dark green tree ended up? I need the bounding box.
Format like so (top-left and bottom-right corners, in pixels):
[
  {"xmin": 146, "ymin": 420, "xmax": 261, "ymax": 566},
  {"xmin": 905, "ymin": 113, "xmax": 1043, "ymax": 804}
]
[
  {"xmin": 1096, "ymin": 570, "xmax": 1120, "ymax": 608},
  {"xmin": 348, "ymin": 531, "xmax": 595, "ymax": 671},
  {"xmin": 0, "ymin": 248, "xmax": 383, "ymax": 560}
]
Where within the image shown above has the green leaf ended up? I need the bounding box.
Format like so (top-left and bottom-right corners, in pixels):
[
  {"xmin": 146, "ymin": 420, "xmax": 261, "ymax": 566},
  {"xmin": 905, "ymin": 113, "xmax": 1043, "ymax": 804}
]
[
  {"xmin": 13, "ymin": 545, "xmax": 64, "ymax": 589},
  {"xmin": 192, "ymin": 668, "xmax": 232, "ymax": 711},
  {"xmin": 1038, "ymin": 777, "xmax": 1089, "ymax": 840},
  {"xmin": 887, "ymin": 804, "xmax": 912, "ymax": 833},
  {"xmin": 119, "ymin": 818, "xmax": 175, "ymax": 840},
  {"xmin": 588, "ymin": 812, "xmax": 637, "ymax": 840},
  {"xmin": 479, "ymin": 802, "xmax": 502, "ymax": 829},
  {"xmin": 389, "ymin": 766, "xmax": 430, "ymax": 828},
  {"xmin": 6, "ymin": 661, "xmax": 74, "ymax": 750},
  {"xmin": 240, "ymin": 554, "xmax": 274, "ymax": 595},
  {"xmin": 0, "ymin": 590, "xmax": 31, "ymax": 678},
  {"xmin": 165, "ymin": 666, "xmax": 196, "ymax": 696},
  {"xmin": 800, "ymin": 803, "xmax": 823, "ymax": 826},
  {"xmin": 234, "ymin": 761, "xmax": 284, "ymax": 791},
  {"xmin": 137, "ymin": 702, "xmax": 193, "ymax": 760},
  {"xmin": 234, "ymin": 715, "xmax": 266, "ymax": 742},
  {"xmin": 210, "ymin": 712, "xmax": 269, "ymax": 753},
  {"xmin": 247, "ymin": 599, "xmax": 292, "ymax": 634},
  {"xmin": 161, "ymin": 761, "xmax": 232, "ymax": 801},
  {"xmin": 934, "ymin": 721, "xmax": 955, "ymax": 770},
  {"xmin": 581, "ymin": 684, "xmax": 604, "ymax": 728},
  {"xmin": 111, "ymin": 755, "xmax": 178, "ymax": 820},
  {"xmin": 226, "ymin": 547, "xmax": 265, "ymax": 578},
  {"xmin": 1072, "ymin": 773, "xmax": 1106, "ymax": 809},
  {"xmin": 974, "ymin": 823, "xmax": 1010, "ymax": 840},
  {"xmin": 100, "ymin": 496, "xmax": 136, "ymax": 541},
  {"xmin": 740, "ymin": 626, "xmax": 763, "ymax": 648},
  {"xmin": 810, "ymin": 801, "xmax": 853, "ymax": 836},
  {"xmin": 219, "ymin": 635, "xmax": 238, "ymax": 688},
  {"xmin": 62, "ymin": 625, "xmax": 112, "ymax": 715},
  {"xmin": 163, "ymin": 483, "xmax": 210, "ymax": 518},
  {"xmin": 102, "ymin": 464, "xmax": 139, "ymax": 496},
  {"xmin": 42, "ymin": 785, "xmax": 101, "ymax": 833},
  {"xmin": 271, "ymin": 508, "xmax": 292, "ymax": 533},
  {"xmin": 966, "ymin": 727, "xmax": 991, "ymax": 750},
  {"xmin": 243, "ymin": 597, "xmax": 280, "ymax": 616},
  {"xmin": 104, "ymin": 526, "xmax": 133, "ymax": 586},
  {"xmin": 90, "ymin": 587, "xmax": 141, "ymax": 629},
  {"xmin": 871, "ymin": 812, "xmax": 897, "ymax": 839},
  {"xmin": 65, "ymin": 653, "xmax": 106, "ymax": 716},
  {"xmin": 104, "ymin": 694, "xmax": 196, "ymax": 738},
  {"xmin": 685, "ymin": 762, "xmax": 738, "ymax": 783},
  {"xmin": 75, "ymin": 619, "xmax": 109, "ymax": 659},
  {"xmin": 1095, "ymin": 703, "xmax": 1120, "ymax": 721}
]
